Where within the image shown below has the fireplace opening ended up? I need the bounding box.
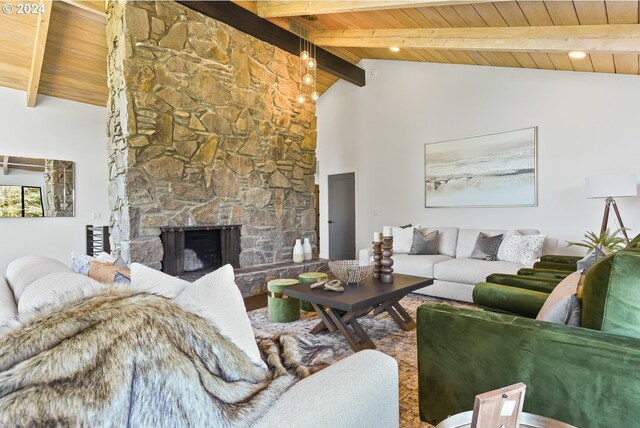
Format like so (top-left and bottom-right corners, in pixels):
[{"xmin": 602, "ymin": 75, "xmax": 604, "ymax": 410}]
[
  {"xmin": 184, "ymin": 229, "xmax": 221, "ymax": 272},
  {"xmin": 160, "ymin": 225, "xmax": 241, "ymax": 277}
]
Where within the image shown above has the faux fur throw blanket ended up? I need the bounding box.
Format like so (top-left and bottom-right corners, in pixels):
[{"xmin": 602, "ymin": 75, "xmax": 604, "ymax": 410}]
[{"xmin": 0, "ymin": 290, "xmax": 330, "ymax": 427}]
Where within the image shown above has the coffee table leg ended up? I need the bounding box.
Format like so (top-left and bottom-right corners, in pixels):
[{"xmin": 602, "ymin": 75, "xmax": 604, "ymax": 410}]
[
  {"xmin": 309, "ymin": 302, "xmax": 337, "ymax": 333},
  {"xmin": 386, "ymin": 301, "xmax": 416, "ymax": 331},
  {"xmin": 326, "ymin": 307, "xmax": 376, "ymax": 352}
]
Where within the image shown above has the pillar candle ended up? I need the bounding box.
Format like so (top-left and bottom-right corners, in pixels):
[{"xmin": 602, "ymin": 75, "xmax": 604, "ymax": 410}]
[
  {"xmin": 373, "ymin": 232, "xmax": 382, "ymax": 242},
  {"xmin": 383, "ymin": 226, "xmax": 393, "ymax": 237}
]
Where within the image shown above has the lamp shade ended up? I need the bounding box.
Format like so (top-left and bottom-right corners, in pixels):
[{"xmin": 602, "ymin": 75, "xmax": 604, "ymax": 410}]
[{"xmin": 585, "ymin": 173, "xmax": 638, "ymax": 199}]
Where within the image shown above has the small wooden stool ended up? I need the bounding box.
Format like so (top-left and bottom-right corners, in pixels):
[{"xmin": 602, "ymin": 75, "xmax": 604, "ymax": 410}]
[
  {"xmin": 267, "ymin": 279, "xmax": 300, "ymax": 323},
  {"xmin": 297, "ymin": 272, "xmax": 329, "ymax": 312}
]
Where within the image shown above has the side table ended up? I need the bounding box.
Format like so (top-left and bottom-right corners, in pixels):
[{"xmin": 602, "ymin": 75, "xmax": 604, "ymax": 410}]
[{"xmin": 436, "ymin": 411, "xmax": 577, "ymax": 428}]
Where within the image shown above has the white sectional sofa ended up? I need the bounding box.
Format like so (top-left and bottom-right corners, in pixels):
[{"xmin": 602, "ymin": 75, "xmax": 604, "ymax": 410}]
[
  {"xmin": 0, "ymin": 255, "xmax": 400, "ymax": 428},
  {"xmin": 361, "ymin": 228, "xmax": 558, "ymax": 303}
]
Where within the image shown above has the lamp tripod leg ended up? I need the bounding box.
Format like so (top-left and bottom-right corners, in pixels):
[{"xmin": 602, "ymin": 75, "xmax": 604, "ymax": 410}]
[
  {"xmin": 600, "ymin": 198, "xmax": 612, "ymax": 239},
  {"xmin": 611, "ymin": 199, "xmax": 630, "ymax": 242}
]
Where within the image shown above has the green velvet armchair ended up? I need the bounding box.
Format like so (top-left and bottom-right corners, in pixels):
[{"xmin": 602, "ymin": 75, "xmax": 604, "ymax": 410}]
[{"xmin": 417, "ymin": 250, "xmax": 640, "ymax": 427}]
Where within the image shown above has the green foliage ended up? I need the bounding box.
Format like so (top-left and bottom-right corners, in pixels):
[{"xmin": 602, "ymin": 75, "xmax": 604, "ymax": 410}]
[{"xmin": 566, "ymin": 228, "xmax": 628, "ymax": 254}]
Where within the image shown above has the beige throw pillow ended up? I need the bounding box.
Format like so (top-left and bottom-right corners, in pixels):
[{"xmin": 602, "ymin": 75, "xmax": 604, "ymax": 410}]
[
  {"xmin": 131, "ymin": 264, "xmax": 265, "ymax": 369},
  {"xmin": 536, "ymin": 271, "xmax": 582, "ymax": 326}
]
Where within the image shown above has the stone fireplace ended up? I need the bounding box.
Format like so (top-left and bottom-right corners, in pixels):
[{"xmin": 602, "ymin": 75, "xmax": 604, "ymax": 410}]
[
  {"xmin": 106, "ymin": 0, "xmax": 317, "ymax": 271},
  {"xmin": 160, "ymin": 225, "xmax": 240, "ymax": 276}
]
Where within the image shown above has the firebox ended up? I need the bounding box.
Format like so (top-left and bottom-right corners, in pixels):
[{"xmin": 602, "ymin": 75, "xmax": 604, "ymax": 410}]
[{"xmin": 160, "ymin": 225, "xmax": 241, "ymax": 277}]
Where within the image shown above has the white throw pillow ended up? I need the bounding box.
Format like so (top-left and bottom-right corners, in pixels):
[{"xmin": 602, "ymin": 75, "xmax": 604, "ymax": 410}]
[
  {"xmin": 131, "ymin": 263, "xmax": 265, "ymax": 369},
  {"xmin": 18, "ymin": 272, "xmax": 103, "ymax": 314},
  {"xmin": 498, "ymin": 233, "xmax": 547, "ymax": 265},
  {"xmin": 496, "ymin": 229, "xmax": 521, "ymax": 261},
  {"xmin": 6, "ymin": 256, "xmax": 71, "ymax": 300},
  {"xmin": 0, "ymin": 276, "xmax": 17, "ymax": 323},
  {"xmin": 130, "ymin": 263, "xmax": 187, "ymax": 298},
  {"xmin": 392, "ymin": 224, "xmax": 422, "ymax": 254}
]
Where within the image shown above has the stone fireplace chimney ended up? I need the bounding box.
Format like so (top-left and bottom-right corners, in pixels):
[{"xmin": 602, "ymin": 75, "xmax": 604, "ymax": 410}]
[{"xmin": 106, "ymin": 0, "xmax": 317, "ymax": 270}]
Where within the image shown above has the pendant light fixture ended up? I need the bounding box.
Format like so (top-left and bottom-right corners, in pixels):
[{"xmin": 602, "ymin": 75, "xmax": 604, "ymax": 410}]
[{"xmin": 296, "ymin": 22, "xmax": 318, "ymax": 105}]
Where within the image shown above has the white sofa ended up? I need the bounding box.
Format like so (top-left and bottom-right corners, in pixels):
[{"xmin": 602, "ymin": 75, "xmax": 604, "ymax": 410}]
[
  {"xmin": 361, "ymin": 228, "xmax": 558, "ymax": 303},
  {"xmin": 0, "ymin": 256, "xmax": 400, "ymax": 428}
]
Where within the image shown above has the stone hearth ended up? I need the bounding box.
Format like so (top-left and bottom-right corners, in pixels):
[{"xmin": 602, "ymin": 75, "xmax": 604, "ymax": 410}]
[{"xmin": 106, "ymin": 0, "xmax": 317, "ymax": 270}]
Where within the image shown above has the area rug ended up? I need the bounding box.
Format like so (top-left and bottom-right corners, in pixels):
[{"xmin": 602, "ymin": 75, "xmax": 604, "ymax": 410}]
[{"xmin": 248, "ymin": 293, "xmax": 476, "ymax": 428}]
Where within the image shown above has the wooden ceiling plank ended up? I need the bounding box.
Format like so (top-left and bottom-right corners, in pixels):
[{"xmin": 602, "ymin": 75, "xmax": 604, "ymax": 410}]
[
  {"xmin": 590, "ymin": 53, "xmax": 616, "ymax": 73},
  {"xmin": 471, "ymin": 3, "xmax": 509, "ymax": 27},
  {"xmin": 493, "ymin": 51, "xmax": 522, "ymax": 68},
  {"xmin": 59, "ymin": 0, "xmax": 105, "ymax": 16},
  {"xmin": 416, "ymin": 6, "xmax": 453, "ymax": 27},
  {"xmin": 27, "ymin": 0, "xmax": 52, "ymax": 107},
  {"xmin": 493, "ymin": 2, "xmax": 531, "ymax": 26},
  {"xmin": 528, "ymin": 52, "xmax": 556, "ymax": 70},
  {"xmin": 432, "ymin": 5, "xmax": 469, "ymax": 27},
  {"xmin": 511, "ymin": 51, "xmax": 538, "ymax": 68},
  {"xmin": 311, "ymin": 24, "xmax": 640, "ymax": 54},
  {"xmin": 574, "ymin": 1, "xmax": 608, "ymax": 25},
  {"xmin": 614, "ymin": 54, "xmax": 640, "ymax": 74},
  {"xmin": 401, "ymin": 7, "xmax": 437, "ymax": 28},
  {"xmin": 256, "ymin": 1, "xmax": 510, "ymax": 18},
  {"xmin": 517, "ymin": 1, "xmax": 554, "ymax": 26},
  {"xmin": 569, "ymin": 56, "xmax": 594, "ymax": 72},
  {"xmin": 452, "ymin": 4, "xmax": 489, "ymax": 27},
  {"xmin": 544, "ymin": 1, "xmax": 580, "ymax": 25},
  {"xmin": 461, "ymin": 50, "xmax": 491, "ymax": 66},
  {"xmin": 605, "ymin": 1, "xmax": 639, "ymax": 24},
  {"xmin": 547, "ymin": 53, "xmax": 575, "ymax": 71}
]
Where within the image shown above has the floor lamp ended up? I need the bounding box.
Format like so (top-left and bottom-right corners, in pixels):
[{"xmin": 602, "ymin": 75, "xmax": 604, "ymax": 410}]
[{"xmin": 586, "ymin": 173, "xmax": 638, "ymax": 242}]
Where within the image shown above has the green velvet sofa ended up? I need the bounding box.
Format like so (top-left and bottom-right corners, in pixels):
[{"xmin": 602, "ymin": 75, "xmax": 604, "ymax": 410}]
[{"xmin": 417, "ymin": 250, "xmax": 640, "ymax": 427}]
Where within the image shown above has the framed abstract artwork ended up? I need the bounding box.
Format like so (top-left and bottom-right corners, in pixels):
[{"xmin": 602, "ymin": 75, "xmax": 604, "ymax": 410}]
[{"xmin": 425, "ymin": 127, "xmax": 537, "ymax": 208}]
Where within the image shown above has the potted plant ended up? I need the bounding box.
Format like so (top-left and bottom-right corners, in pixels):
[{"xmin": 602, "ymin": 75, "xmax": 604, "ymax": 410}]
[{"xmin": 567, "ymin": 228, "xmax": 629, "ymax": 255}]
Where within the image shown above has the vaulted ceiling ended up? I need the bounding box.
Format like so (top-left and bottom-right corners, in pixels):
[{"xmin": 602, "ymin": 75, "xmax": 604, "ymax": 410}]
[{"xmin": 0, "ymin": 0, "xmax": 638, "ymax": 107}]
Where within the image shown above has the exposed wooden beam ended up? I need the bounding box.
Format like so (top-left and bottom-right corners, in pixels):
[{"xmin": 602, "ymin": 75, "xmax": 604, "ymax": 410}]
[
  {"xmin": 27, "ymin": 0, "xmax": 52, "ymax": 107},
  {"xmin": 256, "ymin": 0, "xmax": 507, "ymax": 18},
  {"xmin": 311, "ymin": 24, "xmax": 640, "ymax": 54},
  {"xmin": 59, "ymin": 0, "xmax": 106, "ymax": 16},
  {"xmin": 177, "ymin": 1, "xmax": 365, "ymax": 86},
  {"xmin": 2, "ymin": 156, "xmax": 8, "ymax": 176}
]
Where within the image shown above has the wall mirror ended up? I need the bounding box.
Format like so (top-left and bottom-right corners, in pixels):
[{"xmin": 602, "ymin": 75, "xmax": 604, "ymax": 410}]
[{"xmin": 0, "ymin": 155, "xmax": 74, "ymax": 218}]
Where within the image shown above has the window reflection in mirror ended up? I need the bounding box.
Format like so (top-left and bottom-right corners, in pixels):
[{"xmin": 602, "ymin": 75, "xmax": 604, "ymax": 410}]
[{"xmin": 0, "ymin": 155, "xmax": 74, "ymax": 218}]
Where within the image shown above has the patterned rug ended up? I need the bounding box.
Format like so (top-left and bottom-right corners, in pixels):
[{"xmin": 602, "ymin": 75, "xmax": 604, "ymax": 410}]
[{"xmin": 248, "ymin": 293, "xmax": 476, "ymax": 428}]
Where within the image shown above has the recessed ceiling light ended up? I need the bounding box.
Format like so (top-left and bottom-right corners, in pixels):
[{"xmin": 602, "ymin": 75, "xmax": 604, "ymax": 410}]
[
  {"xmin": 568, "ymin": 51, "xmax": 587, "ymax": 59},
  {"xmin": 389, "ymin": 46, "xmax": 400, "ymax": 52}
]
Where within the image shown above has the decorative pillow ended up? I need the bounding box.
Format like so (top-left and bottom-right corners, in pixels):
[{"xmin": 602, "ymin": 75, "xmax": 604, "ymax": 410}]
[
  {"xmin": 6, "ymin": 256, "xmax": 71, "ymax": 300},
  {"xmin": 0, "ymin": 275, "xmax": 17, "ymax": 323},
  {"xmin": 88, "ymin": 261, "xmax": 131, "ymax": 284},
  {"xmin": 18, "ymin": 272, "xmax": 103, "ymax": 314},
  {"xmin": 131, "ymin": 264, "xmax": 265, "ymax": 369},
  {"xmin": 577, "ymin": 248, "xmax": 607, "ymax": 271},
  {"xmin": 498, "ymin": 233, "xmax": 547, "ymax": 265},
  {"xmin": 470, "ymin": 233, "xmax": 504, "ymax": 261},
  {"xmin": 174, "ymin": 265, "xmax": 266, "ymax": 369},
  {"xmin": 409, "ymin": 229, "xmax": 439, "ymax": 255},
  {"xmin": 392, "ymin": 225, "xmax": 421, "ymax": 253},
  {"xmin": 496, "ymin": 229, "xmax": 521, "ymax": 261},
  {"xmin": 536, "ymin": 271, "xmax": 583, "ymax": 325},
  {"xmin": 71, "ymin": 252, "xmax": 93, "ymax": 275},
  {"xmin": 130, "ymin": 263, "xmax": 188, "ymax": 298}
]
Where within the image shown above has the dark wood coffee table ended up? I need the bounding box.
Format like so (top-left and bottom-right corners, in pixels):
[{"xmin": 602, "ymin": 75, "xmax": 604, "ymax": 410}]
[{"xmin": 282, "ymin": 274, "xmax": 433, "ymax": 352}]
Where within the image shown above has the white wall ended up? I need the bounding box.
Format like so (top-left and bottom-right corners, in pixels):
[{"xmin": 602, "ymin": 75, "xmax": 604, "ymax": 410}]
[
  {"xmin": 0, "ymin": 87, "xmax": 109, "ymax": 272},
  {"xmin": 317, "ymin": 60, "xmax": 640, "ymax": 258}
]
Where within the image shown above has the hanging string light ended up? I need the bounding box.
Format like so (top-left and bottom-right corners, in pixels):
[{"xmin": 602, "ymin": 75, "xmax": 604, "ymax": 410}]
[{"xmin": 297, "ymin": 26, "xmax": 318, "ymax": 104}]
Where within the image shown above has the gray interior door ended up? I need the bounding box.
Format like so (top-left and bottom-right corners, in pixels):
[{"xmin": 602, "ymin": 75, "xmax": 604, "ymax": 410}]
[{"xmin": 328, "ymin": 172, "xmax": 356, "ymax": 260}]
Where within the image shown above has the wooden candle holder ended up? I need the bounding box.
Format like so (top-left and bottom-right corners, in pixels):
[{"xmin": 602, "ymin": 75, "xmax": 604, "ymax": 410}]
[
  {"xmin": 380, "ymin": 236, "xmax": 394, "ymax": 283},
  {"xmin": 372, "ymin": 241, "xmax": 382, "ymax": 279}
]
